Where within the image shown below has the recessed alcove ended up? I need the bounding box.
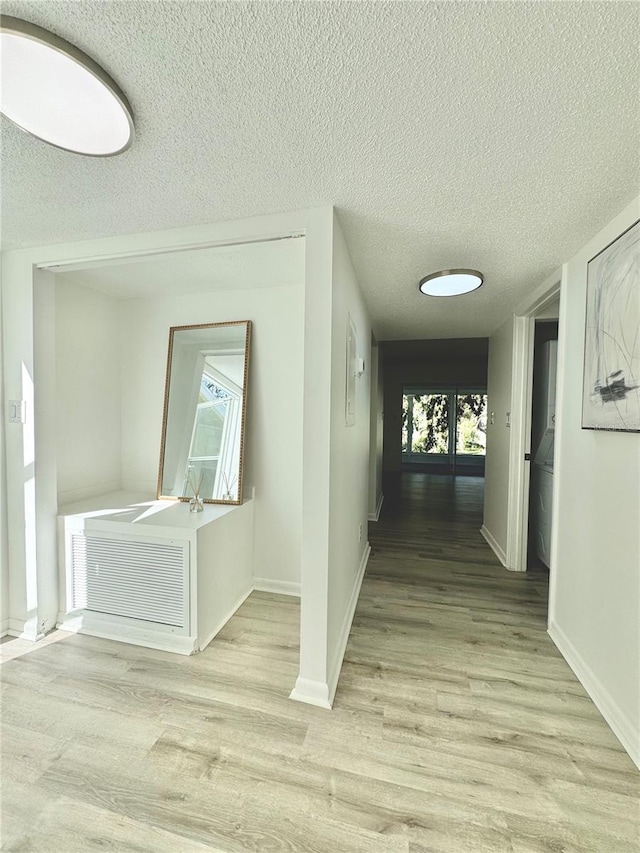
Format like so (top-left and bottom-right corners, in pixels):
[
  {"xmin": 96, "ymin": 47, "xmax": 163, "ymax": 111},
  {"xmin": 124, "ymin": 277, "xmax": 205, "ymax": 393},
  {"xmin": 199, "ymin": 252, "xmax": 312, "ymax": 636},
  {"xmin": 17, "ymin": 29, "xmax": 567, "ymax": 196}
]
[
  {"xmin": 4, "ymin": 207, "xmax": 374, "ymax": 709},
  {"xmin": 52, "ymin": 237, "xmax": 306, "ymax": 634}
]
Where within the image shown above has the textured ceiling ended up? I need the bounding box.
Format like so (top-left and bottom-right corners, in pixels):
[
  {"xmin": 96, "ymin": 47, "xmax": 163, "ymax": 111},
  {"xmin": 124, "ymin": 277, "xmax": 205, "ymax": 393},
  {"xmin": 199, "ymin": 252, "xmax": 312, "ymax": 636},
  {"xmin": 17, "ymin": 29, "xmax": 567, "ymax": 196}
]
[{"xmin": 2, "ymin": 1, "xmax": 639, "ymax": 339}]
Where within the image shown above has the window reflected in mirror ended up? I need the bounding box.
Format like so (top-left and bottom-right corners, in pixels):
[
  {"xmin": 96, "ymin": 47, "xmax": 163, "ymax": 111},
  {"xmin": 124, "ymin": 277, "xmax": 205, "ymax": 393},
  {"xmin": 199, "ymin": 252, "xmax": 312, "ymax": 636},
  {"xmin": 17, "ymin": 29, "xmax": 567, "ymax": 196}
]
[{"xmin": 158, "ymin": 321, "xmax": 251, "ymax": 504}]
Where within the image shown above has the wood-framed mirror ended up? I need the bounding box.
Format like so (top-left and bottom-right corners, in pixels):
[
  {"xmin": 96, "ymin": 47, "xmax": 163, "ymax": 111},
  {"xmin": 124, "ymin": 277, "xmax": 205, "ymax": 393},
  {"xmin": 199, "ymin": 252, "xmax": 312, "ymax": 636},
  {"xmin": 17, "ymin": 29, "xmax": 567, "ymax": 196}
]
[{"xmin": 157, "ymin": 321, "xmax": 251, "ymax": 505}]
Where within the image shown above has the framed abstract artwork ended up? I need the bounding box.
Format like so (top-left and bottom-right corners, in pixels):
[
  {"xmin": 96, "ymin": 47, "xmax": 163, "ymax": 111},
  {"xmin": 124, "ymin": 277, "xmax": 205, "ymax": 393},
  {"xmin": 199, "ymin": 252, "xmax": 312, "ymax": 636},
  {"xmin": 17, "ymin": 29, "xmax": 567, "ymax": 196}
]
[{"xmin": 582, "ymin": 218, "xmax": 640, "ymax": 432}]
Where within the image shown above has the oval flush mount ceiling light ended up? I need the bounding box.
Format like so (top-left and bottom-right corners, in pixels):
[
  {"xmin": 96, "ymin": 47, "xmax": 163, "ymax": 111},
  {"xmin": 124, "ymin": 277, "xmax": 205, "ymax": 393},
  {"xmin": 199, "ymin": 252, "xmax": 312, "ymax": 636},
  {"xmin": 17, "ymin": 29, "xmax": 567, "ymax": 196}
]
[
  {"xmin": 0, "ymin": 15, "xmax": 134, "ymax": 156},
  {"xmin": 418, "ymin": 269, "xmax": 484, "ymax": 297}
]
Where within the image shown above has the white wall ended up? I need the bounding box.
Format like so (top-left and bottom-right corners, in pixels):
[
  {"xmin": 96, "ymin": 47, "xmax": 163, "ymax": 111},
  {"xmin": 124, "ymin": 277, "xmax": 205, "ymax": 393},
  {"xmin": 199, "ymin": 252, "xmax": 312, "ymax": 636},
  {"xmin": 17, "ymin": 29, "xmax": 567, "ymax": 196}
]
[
  {"xmin": 0, "ymin": 289, "xmax": 9, "ymax": 634},
  {"xmin": 326, "ymin": 214, "xmax": 372, "ymax": 695},
  {"xmin": 549, "ymin": 197, "xmax": 640, "ymax": 768},
  {"xmin": 368, "ymin": 340, "xmax": 384, "ymax": 520},
  {"xmin": 55, "ymin": 278, "xmax": 122, "ymax": 505},
  {"xmin": 34, "ymin": 272, "xmax": 59, "ymax": 633},
  {"xmin": 119, "ymin": 285, "xmax": 304, "ymax": 589},
  {"xmin": 294, "ymin": 213, "xmax": 334, "ymax": 707},
  {"xmin": 482, "ymin": 316, "xmax": 515, "ymax": 564},
  {"xmin": 382, "ymin": 339, "xmax": 489, "ymax": 473},
  {"xmin": 1, "ymin": 260, "xmax": 58, "ymax": 638},
  {"xmin": 291, "ymin": 210, "xmax": 372, "ymax": 709}
]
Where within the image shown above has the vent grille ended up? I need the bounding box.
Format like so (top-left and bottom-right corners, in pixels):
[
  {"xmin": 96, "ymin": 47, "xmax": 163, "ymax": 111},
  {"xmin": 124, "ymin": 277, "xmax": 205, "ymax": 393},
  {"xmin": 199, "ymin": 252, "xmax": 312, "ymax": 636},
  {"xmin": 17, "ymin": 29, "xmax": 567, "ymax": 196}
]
[{"xmin": 71, "ymin": 534, "xmax": 188, "ymax": 627}]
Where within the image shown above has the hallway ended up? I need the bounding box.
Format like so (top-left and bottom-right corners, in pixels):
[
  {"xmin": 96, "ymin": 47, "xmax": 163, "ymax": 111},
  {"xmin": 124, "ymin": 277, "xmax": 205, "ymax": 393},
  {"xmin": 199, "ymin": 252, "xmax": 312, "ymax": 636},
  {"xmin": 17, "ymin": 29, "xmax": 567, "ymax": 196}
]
[
  {"xmin": 1, "ymin": 475, "xmax": 638, "ymax": 852},
  {"xmin": 333, "ymin": 473, "xmax": 639, "ymax": 850}
]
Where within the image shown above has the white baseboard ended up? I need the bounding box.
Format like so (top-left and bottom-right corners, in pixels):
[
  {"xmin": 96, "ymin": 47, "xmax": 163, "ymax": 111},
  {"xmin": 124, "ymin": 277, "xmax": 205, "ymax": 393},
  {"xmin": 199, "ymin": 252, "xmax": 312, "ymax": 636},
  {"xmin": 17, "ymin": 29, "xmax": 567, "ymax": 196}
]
[
  {"xmin": 55, "ymin": 587, "xmax": 253, "ymax": 657},
  {"xmin": 480, "ymin": 524, "xmax": 507, "ymax": 567},
  {"xmin": 368, "ymin": 492, "xmax": 384, "ymax": 522},
  {"xmin": 289, "ymin": 543, "xmax": 371, "ymax": 710},
  {"xmin": 548, "ymin": 620, "xmax": 640, "ymax": 771},
  {"xmin": 326, "ymin": 541, "xmax": 371, "ymax": 705},
  {"xmin": 252, "ymin": 578, "xmax": 301, "ymax": 597},
  {"xmin": 7, "ymin": 617, "xmax": 42, "ymax": 642},
  {"xmin": 58, "ymin": 612, "xmax": 197, "ymax": 656},
  {"xmin": 289, "ymin": 676, "xmax": 332, "ymax": 709},
  {"xmin": 198, "ymin": 587, "xmax": 253, "ymax": 652},
  {"xmin": 57, "ymin": 612, "xmax": 83, "ymax": 632},
  {"xmin": 1, "ymin": 617, "xmax": 9, "ymax": 638}
]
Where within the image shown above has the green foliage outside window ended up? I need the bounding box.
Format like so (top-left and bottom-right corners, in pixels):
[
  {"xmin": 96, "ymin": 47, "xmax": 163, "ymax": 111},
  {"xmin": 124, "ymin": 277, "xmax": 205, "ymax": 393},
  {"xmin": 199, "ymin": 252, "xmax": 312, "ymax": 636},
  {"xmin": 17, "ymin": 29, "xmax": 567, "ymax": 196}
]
[{"xmin": 402, "ymin": 392, "xmax": 486, "ymax": 455}]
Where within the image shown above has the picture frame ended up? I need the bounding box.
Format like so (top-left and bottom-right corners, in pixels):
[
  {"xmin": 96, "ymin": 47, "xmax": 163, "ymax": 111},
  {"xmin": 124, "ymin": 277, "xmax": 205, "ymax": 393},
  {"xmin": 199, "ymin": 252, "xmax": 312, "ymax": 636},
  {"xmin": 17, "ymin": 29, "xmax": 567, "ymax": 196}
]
[{"xmin": 582, "ymin": 218, "xmax": 640, "ymax": 432}]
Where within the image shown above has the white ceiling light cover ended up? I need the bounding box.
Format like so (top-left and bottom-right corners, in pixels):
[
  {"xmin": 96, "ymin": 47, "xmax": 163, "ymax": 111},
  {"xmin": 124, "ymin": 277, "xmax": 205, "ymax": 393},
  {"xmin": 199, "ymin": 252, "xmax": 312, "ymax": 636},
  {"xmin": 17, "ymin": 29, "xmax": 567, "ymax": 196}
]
[
  {"xmin": 419, "ymin": 269, "xmax": 484, "ymax": 297},
  {"xmin": 0, "ymin": 16, "xmax": 134, "ymax": 156}
]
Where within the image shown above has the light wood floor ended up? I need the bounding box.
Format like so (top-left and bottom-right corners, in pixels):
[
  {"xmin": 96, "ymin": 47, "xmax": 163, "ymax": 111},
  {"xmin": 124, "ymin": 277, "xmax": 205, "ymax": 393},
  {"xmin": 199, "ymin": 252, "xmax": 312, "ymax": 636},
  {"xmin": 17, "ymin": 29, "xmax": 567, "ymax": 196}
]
[{"xmin": 1, "ymin": 474, "xmax": 638, "ymax": 852}]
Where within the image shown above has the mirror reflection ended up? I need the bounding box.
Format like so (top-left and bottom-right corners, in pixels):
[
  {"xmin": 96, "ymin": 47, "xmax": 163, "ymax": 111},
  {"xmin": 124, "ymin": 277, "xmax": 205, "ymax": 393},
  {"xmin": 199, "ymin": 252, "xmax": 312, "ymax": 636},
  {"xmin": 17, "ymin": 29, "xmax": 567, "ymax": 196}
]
[{"xmin": 158, "ymin": 321, "xmax": 251, "ymax": 504}]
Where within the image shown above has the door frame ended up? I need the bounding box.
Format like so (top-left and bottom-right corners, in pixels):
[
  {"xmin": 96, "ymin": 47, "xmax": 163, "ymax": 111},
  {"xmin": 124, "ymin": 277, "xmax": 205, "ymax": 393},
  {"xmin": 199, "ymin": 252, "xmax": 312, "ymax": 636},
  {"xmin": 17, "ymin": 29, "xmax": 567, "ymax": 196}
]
[{"xmin": 506, "ymin": 273, "xmax": 561, "ymax": 572}]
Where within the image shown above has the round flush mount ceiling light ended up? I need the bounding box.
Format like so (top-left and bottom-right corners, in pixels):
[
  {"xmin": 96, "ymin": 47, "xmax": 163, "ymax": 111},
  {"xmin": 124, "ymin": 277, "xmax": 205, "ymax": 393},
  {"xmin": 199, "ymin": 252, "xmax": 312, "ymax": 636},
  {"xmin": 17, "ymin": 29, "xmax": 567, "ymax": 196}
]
[
  {"xmin": 0, "ymin": 15, "xmax": 134, "ymax": 156},
  {"xmin": 419, "ymin": 269, "xmax": 484, "ymax": 297}
]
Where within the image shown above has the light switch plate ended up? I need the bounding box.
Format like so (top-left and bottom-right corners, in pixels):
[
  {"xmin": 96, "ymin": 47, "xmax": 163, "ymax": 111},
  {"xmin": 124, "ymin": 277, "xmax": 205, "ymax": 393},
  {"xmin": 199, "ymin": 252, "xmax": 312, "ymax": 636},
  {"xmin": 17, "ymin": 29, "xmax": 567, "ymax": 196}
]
[{"xmin": 8, "ymin": 400, "xmax": 26, "ymax": 423}]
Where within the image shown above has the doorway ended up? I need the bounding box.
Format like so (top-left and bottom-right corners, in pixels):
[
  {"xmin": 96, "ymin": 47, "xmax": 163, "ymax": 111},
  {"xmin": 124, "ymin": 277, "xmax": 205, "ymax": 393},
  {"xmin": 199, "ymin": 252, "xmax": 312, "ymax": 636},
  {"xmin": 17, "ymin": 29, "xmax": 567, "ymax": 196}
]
[
  {"xmin": 527, "ymin": 319, "xmax": 559, "ymax": 571},
  {"xmin": 506, "ymin": 282, "xmax": 561, "ymax": 574}
]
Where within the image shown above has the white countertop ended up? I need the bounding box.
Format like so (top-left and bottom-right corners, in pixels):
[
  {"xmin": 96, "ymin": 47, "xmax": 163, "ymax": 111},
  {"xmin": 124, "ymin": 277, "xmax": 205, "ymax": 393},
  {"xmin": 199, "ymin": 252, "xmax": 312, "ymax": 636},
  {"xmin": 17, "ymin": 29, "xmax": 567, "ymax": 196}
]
[{"xmin": 58, "ymin": 490, "xmax": 246, "ymax": 530}]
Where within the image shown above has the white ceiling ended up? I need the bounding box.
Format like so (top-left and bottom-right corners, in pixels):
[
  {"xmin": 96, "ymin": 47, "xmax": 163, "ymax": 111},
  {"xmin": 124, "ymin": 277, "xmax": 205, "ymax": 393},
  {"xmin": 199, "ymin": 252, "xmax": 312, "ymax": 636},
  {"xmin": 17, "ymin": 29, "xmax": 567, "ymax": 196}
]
[
  {"xmin": 2, "ymin": 1, "xmax": 639, "ymax": 340},
  {"xmin": 55, "ymin": 237, "xmax": 305, "ymax": 299}
]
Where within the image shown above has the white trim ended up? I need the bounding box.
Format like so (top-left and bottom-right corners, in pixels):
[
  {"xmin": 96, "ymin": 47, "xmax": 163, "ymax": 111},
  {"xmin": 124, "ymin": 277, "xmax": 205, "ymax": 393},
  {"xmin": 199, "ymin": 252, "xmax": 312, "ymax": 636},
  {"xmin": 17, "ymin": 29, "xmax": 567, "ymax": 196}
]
[
  {"xmin": 513, "ymin": 269, "xmax": 562, "ymax": 322},
  {"xmin": 480, "ymin": 525, "xmax": 507, "ymax": 567},
  {"xmin": 57, "ymin": 611, "xmax": 198, "ymax": 655},
  {"xmin": 55, "ymin": 584, "xmax": 273, "ymax": 655},
  {"xmin": 198, "ymin": 587, "xmax": 253, "ymax": 651},
  {"xmin": 37, "ymin": 231, "xmax": 303, "ymax": 272},
  {"xmin": 548, "ymin": 620, "xmax": 640, "ymax": 771},
  {"xmin": 7, "ymin": 617, "xmax": 41, "ymax": 641},
  {"xmin": 289, "ymin": 676, "xmax": 331, "ymax": 709},
  {"xmin": 289, "ymin": 542, "xmax": 370, "ymax": 709},
  {"xmin": 547, "ymin": 269, "xmax": 569, "ymax": 631},
  {"xmin": 55, "ymin": 611, "xmax": 85, "ymax": 634},
  {"xmin": 507, "ymin": 274, "xmax": 562, "ymax": 573},
  {"xmin": 252, "ymin": 578, "xmax": 301, "ymax": 597},
  {"xmin": 326, "ymin": 542, "xmax": 371, "ymax": 705},
  {"xmin": 1, "ymin": 618, "xmax": 10, "ymax": 638},
  {"xmin": 506, "ymin": 316, "xmax": 532, "ymax": 572},
  {"xmin": 368, "ymin": 492, "xmax": 384, "ymax": 522}
]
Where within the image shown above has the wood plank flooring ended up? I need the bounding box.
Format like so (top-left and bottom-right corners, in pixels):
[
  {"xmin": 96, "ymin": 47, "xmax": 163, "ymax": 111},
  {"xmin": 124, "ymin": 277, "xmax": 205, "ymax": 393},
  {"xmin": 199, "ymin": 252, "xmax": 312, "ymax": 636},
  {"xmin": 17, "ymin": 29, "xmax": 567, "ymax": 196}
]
[{"xmin": 1, "ymin": 473, "xmax": 638, "ymax": 852}]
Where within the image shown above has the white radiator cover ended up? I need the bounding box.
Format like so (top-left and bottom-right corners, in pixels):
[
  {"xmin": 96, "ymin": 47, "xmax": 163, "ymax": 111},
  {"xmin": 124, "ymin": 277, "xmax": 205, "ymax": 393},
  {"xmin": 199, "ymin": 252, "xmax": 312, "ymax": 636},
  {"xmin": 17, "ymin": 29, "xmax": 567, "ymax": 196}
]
[{"xmin": 71, "ymin": 533, "xmax": 189, "ymax": 628}]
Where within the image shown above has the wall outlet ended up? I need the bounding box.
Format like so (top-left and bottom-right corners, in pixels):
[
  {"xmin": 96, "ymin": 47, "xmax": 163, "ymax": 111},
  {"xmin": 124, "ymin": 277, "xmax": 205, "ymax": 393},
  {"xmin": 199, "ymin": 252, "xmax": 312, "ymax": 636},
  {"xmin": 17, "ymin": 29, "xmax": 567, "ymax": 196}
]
[
  {"xmin": 505, "ymin": 411, "xmax": 511, "ymax": 428},
  {"xmin": 358, "ymin": 523, "xmax": 363, "ymax": 542}
]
